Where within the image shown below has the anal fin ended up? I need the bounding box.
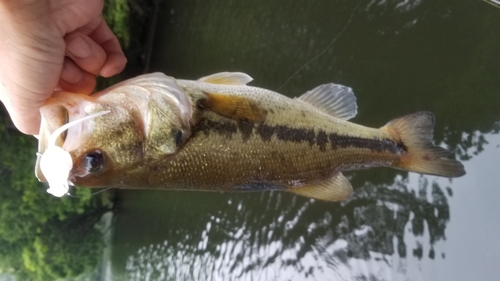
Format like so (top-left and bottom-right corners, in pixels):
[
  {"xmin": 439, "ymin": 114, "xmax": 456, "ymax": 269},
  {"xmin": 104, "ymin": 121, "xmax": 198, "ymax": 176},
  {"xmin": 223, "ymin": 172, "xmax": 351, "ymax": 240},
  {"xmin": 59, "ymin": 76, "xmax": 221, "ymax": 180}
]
[
  {"xmin": 297, "ymin": 83, "xmax": 357, "ymax": 120},
  {"xmin": 200, "ymin": 93, "xmax": 267, "ymax": 123},
  {"xmin": 288, "ymin": 173, "xmax": 353, "ymax": 202}
]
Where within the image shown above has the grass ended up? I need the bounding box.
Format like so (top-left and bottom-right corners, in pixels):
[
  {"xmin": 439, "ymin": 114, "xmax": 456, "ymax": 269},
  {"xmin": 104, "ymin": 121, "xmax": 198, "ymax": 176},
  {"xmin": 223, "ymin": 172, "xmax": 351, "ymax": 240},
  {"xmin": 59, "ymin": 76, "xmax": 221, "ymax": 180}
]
[{"xmin": 103, "ymin": 0, "xmax": 131, "ymax": 48}]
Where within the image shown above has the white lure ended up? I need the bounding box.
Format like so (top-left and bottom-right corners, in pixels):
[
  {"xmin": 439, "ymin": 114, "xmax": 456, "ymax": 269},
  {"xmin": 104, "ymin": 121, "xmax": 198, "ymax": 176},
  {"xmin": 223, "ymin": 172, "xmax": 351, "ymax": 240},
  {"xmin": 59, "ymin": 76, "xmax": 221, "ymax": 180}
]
[{"xmin": 40, "ymin": 110, "xmax": 110, "ymax": 197}]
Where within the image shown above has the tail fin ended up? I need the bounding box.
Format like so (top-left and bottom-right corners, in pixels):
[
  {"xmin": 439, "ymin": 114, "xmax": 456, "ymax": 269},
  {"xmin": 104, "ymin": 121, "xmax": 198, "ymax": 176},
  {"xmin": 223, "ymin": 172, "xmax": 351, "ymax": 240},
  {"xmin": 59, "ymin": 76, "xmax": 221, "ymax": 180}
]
[{"xmin": 382, "ymin": 111, "xmax": 465, "ymax": 177}]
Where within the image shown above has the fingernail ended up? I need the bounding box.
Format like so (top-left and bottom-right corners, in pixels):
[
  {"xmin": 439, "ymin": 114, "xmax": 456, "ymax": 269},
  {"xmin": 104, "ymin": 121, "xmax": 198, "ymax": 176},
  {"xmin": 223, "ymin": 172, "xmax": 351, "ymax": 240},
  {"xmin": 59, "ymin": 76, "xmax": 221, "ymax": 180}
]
[
  {"xmin": 67, "ymin": 36, "xmax": 91, "ymax": 59},
  {"xmin": 100, "ymin": 65, "xmax": 119, "ymax": 77},
  {"xmin": 100, "ymin": 55, "xmax": 127, "ymax": 77}
]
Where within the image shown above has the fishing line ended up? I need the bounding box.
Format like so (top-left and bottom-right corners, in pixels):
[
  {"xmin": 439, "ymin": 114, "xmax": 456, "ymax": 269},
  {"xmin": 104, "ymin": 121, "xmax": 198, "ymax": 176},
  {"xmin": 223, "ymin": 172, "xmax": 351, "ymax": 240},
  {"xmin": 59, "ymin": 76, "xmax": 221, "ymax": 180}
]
[
  {"xmin": 65, "ymin": 187, "xmax": 113, "ymax": 197},
  {"xmin": 276, "ymin": 0, "xmax": 362, "ymax": 91}
]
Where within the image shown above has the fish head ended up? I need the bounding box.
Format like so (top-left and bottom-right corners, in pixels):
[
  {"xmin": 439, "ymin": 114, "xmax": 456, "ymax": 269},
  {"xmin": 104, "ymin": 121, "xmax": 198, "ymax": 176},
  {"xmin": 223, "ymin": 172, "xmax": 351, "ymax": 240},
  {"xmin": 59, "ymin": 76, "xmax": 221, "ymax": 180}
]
[{"xmin": 35, "ymin": 73, "xmax": 193, "ymax": 195}]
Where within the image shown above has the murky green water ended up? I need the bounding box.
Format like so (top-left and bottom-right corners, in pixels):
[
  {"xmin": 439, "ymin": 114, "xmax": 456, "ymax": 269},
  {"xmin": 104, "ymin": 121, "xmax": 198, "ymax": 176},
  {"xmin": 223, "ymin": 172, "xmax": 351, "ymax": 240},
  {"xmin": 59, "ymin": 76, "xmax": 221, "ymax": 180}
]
[{"xmin": 107, "ymin": 0, "xmax": 500, "ymax": 280}]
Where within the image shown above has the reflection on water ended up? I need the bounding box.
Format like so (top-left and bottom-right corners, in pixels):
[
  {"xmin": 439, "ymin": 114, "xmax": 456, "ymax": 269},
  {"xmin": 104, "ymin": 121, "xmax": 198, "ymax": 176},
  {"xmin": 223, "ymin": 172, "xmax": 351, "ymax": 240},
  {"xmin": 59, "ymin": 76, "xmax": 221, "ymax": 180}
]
[
  {"xmin": 115, "ymin": 172, "xmax": 458, "ymax": 281},
  {"xmin": 107, "ymin": 0, "xmax": 500, "ymax": 280}
]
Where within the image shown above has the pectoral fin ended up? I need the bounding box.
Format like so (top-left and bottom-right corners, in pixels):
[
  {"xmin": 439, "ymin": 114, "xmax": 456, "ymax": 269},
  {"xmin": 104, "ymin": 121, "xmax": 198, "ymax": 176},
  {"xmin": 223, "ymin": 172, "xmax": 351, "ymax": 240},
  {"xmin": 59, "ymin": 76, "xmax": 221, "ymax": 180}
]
[
  {"xmin": 198, "ymin": 72, "xmax": 253, "ymax": 85},
  {"xmin": 288, "ymin": 173, "xmax": 353, "ymax": 201},
  {"xmin": 200, "ymin": 93, "xmax": 267, "ymax": 123}
]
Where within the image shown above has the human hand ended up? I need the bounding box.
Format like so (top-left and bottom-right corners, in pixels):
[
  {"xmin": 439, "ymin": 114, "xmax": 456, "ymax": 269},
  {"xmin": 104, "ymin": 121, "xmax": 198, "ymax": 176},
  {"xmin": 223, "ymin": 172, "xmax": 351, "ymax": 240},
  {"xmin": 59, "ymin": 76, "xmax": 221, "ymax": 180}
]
[{"xmin": 0, "ymin": 0, "xmax": 127, "ymax": 135}]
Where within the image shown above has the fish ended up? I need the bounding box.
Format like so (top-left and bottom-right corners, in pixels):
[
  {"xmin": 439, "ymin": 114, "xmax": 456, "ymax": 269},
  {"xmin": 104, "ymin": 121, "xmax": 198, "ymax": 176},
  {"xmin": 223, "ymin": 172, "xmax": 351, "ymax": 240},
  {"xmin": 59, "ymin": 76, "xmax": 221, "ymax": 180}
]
[{"xmin": 35, "ymin": 72, "xmax": 465, "ymax": 200}]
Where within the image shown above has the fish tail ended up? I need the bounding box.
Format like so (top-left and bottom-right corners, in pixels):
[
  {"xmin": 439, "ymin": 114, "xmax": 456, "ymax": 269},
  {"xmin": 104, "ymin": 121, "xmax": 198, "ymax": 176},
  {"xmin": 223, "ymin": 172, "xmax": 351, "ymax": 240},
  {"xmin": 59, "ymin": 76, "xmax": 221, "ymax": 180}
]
[{"xmin": 382, "ymin": 111, "xmax": 465, "ymax": 177}]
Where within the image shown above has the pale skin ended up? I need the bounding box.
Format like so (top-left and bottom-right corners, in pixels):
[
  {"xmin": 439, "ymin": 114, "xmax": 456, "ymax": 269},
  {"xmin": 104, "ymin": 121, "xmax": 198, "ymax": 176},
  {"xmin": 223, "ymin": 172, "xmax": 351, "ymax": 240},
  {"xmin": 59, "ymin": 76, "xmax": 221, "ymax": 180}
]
[{"xmin": 0, "ymin": 0, "xmax": 127, "ymax": 135}]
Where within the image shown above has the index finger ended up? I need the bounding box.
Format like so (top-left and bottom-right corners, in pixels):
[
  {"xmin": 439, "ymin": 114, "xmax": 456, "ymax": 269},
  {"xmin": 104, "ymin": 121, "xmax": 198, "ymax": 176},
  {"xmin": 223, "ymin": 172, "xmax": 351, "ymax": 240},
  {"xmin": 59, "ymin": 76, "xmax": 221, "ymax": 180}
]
[{"xmin": 88, "ymin": 16, "xmax": 127, "ymax": 77}]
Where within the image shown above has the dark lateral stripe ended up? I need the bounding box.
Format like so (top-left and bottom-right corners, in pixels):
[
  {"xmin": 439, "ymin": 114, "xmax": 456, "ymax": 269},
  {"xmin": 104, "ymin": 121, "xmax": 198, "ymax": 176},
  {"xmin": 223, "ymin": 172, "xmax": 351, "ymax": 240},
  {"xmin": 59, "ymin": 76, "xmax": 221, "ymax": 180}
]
[
  {"xmin": 198, "ymin": 119, "xmax": 238, "ymax": 138},
  {"xmin": 238, "ymin": 121, "xmax": 254, "ymax": 142},
  {"xmin": 328, "ymin": 134, "xmax": 402, "ymax": 154},
  {"xmin": 196, "ymin": 119, "xmax": 406, "ymax": 154}
]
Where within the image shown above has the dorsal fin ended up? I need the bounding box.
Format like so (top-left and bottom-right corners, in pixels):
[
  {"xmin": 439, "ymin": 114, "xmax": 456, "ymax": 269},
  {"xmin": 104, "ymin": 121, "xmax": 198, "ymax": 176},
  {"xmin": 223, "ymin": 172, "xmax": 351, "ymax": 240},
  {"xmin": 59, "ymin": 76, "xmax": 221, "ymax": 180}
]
[
  {"xmin": 297, "ymin": 83, "xmax": 357, "ymax": 120},
  {"xmin": 198, "ymin": 72, "xmax": 253, "ymax": 85},
  {"xmin": 200, "ymin": 92, "xmax": 267, "ymax": 123},
  {"xmin": 288, "ymin": 173, "xmax": 352, "ymax": 201}
]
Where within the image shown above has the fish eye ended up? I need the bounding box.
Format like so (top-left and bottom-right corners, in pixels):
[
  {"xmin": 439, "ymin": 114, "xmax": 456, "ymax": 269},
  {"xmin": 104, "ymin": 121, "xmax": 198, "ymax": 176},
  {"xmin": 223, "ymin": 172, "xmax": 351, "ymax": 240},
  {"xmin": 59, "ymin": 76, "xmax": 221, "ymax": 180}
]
[{"xmin": 81, "ymin": 150, "xmax": 104, "ymax": 173}]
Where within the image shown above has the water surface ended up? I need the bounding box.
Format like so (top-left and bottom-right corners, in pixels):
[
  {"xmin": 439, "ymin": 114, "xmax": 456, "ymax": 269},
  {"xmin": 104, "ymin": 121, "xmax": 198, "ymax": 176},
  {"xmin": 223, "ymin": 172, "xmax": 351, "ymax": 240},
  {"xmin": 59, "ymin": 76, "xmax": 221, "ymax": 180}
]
[{"xmin": 107, "ymin": 0, "xmax": 500, "ymax": 280}]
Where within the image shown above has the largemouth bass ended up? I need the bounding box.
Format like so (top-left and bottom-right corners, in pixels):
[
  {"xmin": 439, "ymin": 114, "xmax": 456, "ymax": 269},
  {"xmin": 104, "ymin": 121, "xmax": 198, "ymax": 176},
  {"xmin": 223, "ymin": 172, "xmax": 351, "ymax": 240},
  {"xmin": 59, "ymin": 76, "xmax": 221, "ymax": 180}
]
[{"xmin": 35, "ymin": 72, "xmax": 465, "ymax": 200}]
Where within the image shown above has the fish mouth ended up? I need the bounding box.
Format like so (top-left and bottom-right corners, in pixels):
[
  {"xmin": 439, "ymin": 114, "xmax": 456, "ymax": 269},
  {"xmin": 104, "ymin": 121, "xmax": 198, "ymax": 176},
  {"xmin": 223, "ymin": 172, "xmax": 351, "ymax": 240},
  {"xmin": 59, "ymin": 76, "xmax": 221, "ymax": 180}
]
[
  {"xmin": 35, "ymin": 103, "xmax": 70, "ymax": 182},
  {"xmin": 35, "ymin": 92, "xmax": 96, "ymax": 183}
]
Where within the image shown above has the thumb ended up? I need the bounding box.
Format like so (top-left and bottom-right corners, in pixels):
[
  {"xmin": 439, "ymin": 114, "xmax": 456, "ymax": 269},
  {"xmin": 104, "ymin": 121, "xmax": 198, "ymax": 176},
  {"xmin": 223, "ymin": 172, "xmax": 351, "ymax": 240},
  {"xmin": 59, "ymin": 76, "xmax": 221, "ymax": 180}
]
[{"xmin": 0, "ymin": 90, "xmax": 43, "ymax": 135}]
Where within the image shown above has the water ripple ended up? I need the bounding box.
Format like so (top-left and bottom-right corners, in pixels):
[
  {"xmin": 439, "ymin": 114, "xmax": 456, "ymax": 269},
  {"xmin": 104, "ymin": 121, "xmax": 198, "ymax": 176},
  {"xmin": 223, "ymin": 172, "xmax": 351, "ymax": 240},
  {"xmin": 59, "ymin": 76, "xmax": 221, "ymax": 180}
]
[{"xmin": 118, "ymin": 174, "xmax": 450, "ymax": 281}]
